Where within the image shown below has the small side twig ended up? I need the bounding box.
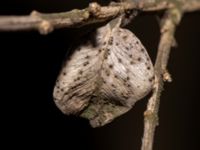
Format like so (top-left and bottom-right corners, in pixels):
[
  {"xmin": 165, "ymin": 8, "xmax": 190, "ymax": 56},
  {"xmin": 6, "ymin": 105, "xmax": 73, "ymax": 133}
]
[{"xmin": 141, "ymin": 8, "xmax": 182, "ymax": 150}]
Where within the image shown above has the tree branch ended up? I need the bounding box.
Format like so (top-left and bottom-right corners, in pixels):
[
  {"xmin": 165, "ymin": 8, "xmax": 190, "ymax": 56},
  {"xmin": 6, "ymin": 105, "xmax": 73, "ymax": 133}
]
[
  {"xmin": 0, "ymin": 1, "xmax": 199, "ymax": 34},
  {"xmin": 141, "ymin": 7, "xmax": 182, "ymax": 150},
  {"xmin": 0, "ymin": 2, "xmax": 166, "ymax": 34}
]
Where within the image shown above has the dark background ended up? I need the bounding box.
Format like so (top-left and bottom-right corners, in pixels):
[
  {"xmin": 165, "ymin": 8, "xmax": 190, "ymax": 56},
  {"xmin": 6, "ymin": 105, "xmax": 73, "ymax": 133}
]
[{"xmin": 1, "ymin": 1, "xmax": 200, "ymax": 149}]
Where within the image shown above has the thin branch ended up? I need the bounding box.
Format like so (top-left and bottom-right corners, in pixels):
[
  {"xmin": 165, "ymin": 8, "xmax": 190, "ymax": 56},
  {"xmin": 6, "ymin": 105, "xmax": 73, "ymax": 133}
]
[
  {"xmin": 182, "ymin": 0, "xmax": 200, "ymax": 12},
  {"xmin": 141, "ymin": 8, "xmax": 182, "ymax": 150},
  {"xmin": 0, "ymin": 2, "xmax": 169, "ymax": 34},
  {"xmin": 0, "ymin": 1, "xmax": 199, "ymax": 34}
]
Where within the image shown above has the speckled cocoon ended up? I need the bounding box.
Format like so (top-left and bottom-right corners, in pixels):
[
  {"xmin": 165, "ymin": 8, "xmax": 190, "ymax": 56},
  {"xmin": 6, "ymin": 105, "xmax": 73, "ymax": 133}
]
[{"xmin": 53, "ymin": 20, "xmax": 154, "ymax": 127}]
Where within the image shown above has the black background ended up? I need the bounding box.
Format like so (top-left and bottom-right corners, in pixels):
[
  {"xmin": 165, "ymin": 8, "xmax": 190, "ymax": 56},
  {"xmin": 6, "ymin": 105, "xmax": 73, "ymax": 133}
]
[{"xmin": 1, "ymin": 1, "xmax": 200, "ymax": 150}]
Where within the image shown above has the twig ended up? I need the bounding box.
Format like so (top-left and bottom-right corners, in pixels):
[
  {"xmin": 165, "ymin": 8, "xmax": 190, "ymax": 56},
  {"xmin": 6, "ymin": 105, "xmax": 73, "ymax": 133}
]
[
  {"xmin": 141, "ymin": 8, "xmax": 182, "ymax": 150},
  {"xmin": 182, "ymin": 0, "xmax": 200, "ymax": 12},
  {"xmin": 0, "ymin": 1, "xmax": 199, "ymax": 34},
  {"xmin": 0, "ymin": 2, "xmax": 170, "ymax": 34}
]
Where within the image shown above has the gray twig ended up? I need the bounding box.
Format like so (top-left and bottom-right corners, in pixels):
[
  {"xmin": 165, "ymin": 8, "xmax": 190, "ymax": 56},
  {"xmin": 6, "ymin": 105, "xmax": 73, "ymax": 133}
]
[
  {"xmin": 0, "ymin": 1, "xmax": 199, "ymax": 34},
  {"xmin": 141, "ymin": 7, "xmax": 182, "ymax": 150}
]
